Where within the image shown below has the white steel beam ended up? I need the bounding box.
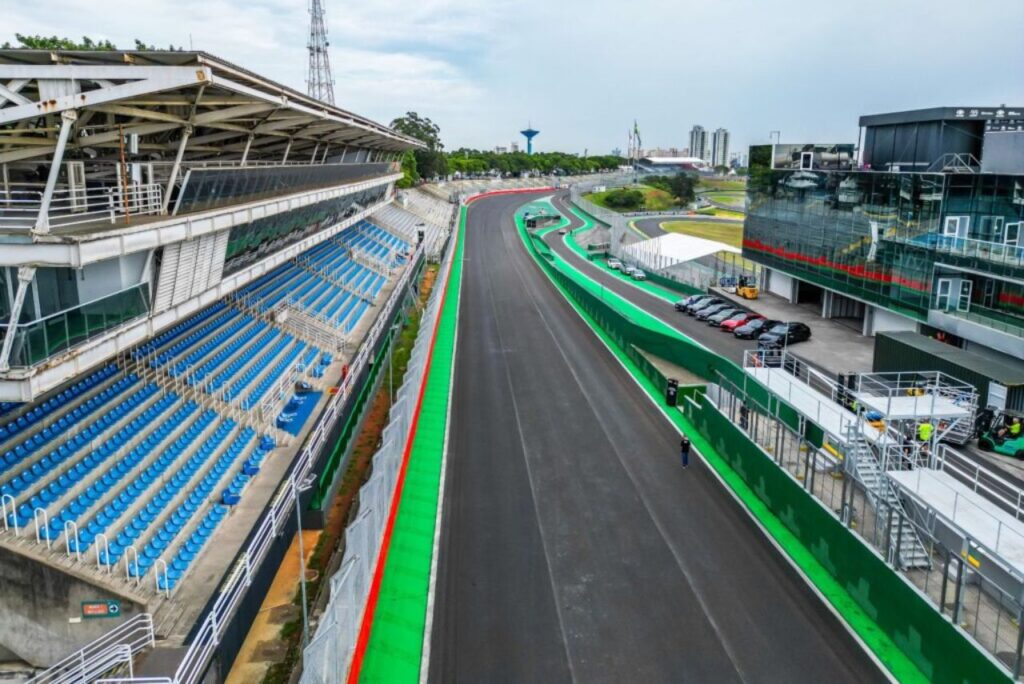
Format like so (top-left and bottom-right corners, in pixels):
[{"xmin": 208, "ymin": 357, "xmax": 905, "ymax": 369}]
[
  {"xmin": 33, "ymin": 110, "xmax": 77, "ymax": 234},
  {"xmin": 0, "ymin": 68, "xmax": 211, "ymax": 125},
  {"xmin": 0, "ymin": 266, "xmax": 36, "ymax": 372}
]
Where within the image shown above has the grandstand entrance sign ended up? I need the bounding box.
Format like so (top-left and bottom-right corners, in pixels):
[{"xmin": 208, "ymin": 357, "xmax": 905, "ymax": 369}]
[{"xmin": 81, "ymin": 600, "xmax": 121, "ymax": 619}]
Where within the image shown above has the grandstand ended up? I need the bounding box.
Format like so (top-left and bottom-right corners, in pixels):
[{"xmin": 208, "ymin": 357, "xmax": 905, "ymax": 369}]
[
  {"xmin": 0, "ymin": 48, "xmax": 448, "ymax": 677},
  {"xmin": 371, "ymin": 189, "xmax": 456, "ymax": 259}
]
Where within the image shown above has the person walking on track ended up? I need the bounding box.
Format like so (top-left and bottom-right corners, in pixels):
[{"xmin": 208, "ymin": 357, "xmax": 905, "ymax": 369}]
[{"xmin": 680, "ymin": 436, "xmax": 691, "ymax": 469}]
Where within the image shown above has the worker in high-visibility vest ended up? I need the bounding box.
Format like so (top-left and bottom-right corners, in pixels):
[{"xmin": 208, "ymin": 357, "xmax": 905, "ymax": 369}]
[
  {"xmin": 998, "ymin": 416, "xmax": 1022, "ymax": 440},
  {"xmin": 917, "ymin": 421, "xmax": 934, "ymax": 443}
]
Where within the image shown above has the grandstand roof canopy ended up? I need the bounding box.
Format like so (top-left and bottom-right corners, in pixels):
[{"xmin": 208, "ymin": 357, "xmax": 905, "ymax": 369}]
[{"xmin": 0, "ymin": 49, "xmax": 424, "ymax": 164}]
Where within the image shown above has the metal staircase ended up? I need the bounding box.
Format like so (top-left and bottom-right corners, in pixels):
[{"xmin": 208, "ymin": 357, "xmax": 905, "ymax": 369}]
[
  {"xmin": 843, "ymin": 427, "xmax": 931, "ymax": 569},
  {"xmin": 293, "ymin": 254, "xmax": 375, "ymax": 304},
  {"xmin": 346, "ymin": 245, "xmax": 391, "ymax": 276},
  {"xmin": 226, "ymin": 291, "xmax": 343, "ymax": 355}
]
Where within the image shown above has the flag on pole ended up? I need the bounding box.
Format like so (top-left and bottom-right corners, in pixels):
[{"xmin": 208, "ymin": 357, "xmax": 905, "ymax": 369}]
[{"xmin": 633, "ymin": 120, "xmax": 642, "ymax": 155}]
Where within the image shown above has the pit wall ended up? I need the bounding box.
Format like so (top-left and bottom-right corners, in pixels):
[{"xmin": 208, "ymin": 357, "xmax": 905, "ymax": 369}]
[{"xmin": 519, "ymin": 207, "xmax": 1009, "ymax": 684}]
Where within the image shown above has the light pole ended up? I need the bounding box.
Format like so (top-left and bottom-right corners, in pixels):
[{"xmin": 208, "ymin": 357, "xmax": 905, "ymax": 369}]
[
  {"xmin": 388, "ymin": 322, "xmax": 400, "ymax": 405},
  {"xmin": 293, "ymin": 473, "xmax": 316, "ymax": 649}
]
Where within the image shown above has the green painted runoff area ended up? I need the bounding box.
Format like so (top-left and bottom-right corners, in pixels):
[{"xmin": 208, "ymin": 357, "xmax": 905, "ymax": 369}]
[
  {"xmin": 357, "ymin": 208, "xmax": 465, "ymax": 682},
  {"xmin": 516, "ymin": 200, "xmax": 1008, "ymax": 684}
]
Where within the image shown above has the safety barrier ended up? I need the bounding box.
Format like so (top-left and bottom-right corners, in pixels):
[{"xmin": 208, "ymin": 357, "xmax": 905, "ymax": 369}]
[{"xmin": 299, "ymin": 205, "xmax": 459, "ymax": 684}]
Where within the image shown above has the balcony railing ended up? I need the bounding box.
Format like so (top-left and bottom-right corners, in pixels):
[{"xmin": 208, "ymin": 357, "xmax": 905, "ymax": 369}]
[
  {"xmin": 885, "ymin": 229, "xmax": 1024, "ymax": 268},
  {"xmin": 935, "ymin": 304, "xmax": 1024, "ymax": 340},
  {"xmin": 0, "ymin": 183, "xmax": 163, "ymax": 233}
]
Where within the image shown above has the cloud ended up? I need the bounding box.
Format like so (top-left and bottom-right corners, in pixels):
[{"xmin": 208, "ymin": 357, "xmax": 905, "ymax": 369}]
[{"xmin": 4, "ymin": 0, "xmax": 1024, "ymax": 154}]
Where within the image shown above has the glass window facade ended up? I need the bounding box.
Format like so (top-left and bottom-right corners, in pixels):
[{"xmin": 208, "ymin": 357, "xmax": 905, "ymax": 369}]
[
  {"xmin": 744, "ymin": 165, "xmax": 1024, "ymax": 330},
  {"xmin": 223, "ymin": 185, "xmax": 387, "ymax": 275},
  {"xmin": 174, "ymin": 162, "xmax": 395, "ymax": 214},
  {"xmin": 3, "ymin": 283, "xmax": 149, "ymax": 367}
]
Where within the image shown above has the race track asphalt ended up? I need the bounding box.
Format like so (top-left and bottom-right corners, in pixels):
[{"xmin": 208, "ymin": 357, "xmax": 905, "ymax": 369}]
[{"xmin": 426, "ymin": 191, "xmax": 885, "ymax": 683}]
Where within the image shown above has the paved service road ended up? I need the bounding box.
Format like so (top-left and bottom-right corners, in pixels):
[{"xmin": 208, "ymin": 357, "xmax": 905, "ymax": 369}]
[
  {"xmin": 634, "ymin": 214, "xmax": 743, "ymax": 238},
  {"xmin": 547, "ymin": 194, "xmax": 758, "ymax": 365},
  {"xmin": 427, "ymin": 192, "xmax": 885, "ymax": 683}
]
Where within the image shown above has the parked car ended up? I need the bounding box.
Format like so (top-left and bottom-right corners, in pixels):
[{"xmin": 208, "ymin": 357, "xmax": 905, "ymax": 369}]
[
  {"xmin": 707, "ymin": 308, "xmax": 742, "ymax": 326},
  {"xmin": 630, "ymin": 268, "xmax": 647, "ymax": 281},
  {"xmin": 720, "ymin": 312, "xmax": 763, "ymax": 332},
  {"xmin": 675, "ymin": 294, "xmax": 712, "ymax": 312},
  {"xmin": 757, "ymin": 322, "xmax": 812, "ymax": 348},
  {"xmin": 687, "ymin": 297, "xmax": 725, "ymax": 315},
  {"xmin": 696, "ymin": 303, "xmax": 732, "ymax": 321},
  {"xmin": 607, "ymin": 258, "xmax": 623, "ymax": 270},
  {"xmin": 734, "ymin": 317, "xmax": 779, "ymax": 339}
]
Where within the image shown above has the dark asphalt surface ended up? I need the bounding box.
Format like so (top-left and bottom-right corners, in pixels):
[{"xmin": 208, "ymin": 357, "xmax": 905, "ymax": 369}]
[
  {"xmin": 548, "ymin": 194, "xmax": 757, "ymax": 366},
  {"xmin": 428, "ymin": 192, "xmax": 884, "ymax": 683},
  {"xmin": 633, "ymin": 214, "xmax": 743, "ymax": 239}
]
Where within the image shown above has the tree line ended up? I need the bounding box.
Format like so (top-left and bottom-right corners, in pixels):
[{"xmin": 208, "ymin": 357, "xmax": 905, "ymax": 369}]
[{"xmin": 390, "ymin": 112, "xmax": 623, "ymax": 187}]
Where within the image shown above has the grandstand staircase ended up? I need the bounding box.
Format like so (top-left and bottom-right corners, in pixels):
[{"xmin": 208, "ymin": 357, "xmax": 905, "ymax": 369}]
[
  {"xmin": 226, "ymin": 291, "xmax": 344, "ymax": 355},
  {"xmin": 270, "ymin": 301, "xmax": 349, "ymax": 354},
  {"xmin": 115, "ymin": 352, "xmax": 290, "ymax": 446},
  {"xmin": 842, "ymin": 427, "xmax": 931, "ymax": 569},
  {"xmin": 293, "ymin": 254, "xmax": 375, "ymax": 304},
  {"xmin": 370, "ymin": 215, "xmax": 417, "ymax": 246},
  {"xmin": 373, "ymin": 213, "xmax": 417, "ymax": 243},
  {"xmin": 346, "ymin": 245, "xmax": 391, "ymax": 277}
]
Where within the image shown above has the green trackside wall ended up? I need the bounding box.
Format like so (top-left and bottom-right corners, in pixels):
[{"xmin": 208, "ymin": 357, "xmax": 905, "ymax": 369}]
[
  {"xmin": 517, "ymin": 204, "xmax": 1010, "ymax": 684},
  {"xmin": 530, "ymin": 220, "xmax": 814, "ymax": 447},
  {"xmin": 681, "ymin": 394, "xmax": 1007, "ymax": 684}
]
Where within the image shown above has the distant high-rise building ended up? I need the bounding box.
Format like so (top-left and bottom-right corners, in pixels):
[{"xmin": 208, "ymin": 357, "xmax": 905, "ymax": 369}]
[
  {"xmin": 510, "ymin": 141, "xmax": 520, "ymax": 153},
  {"xmin": 711, "ymin": 128, "xmax": 730, "ymax": 168},
  {"xmin": 689, "ymin": 125, "xmax": 709, "ymax": 163},
  {"xmin": 495, "ymin": 146, "xmax": 508, "ymax": 154}
]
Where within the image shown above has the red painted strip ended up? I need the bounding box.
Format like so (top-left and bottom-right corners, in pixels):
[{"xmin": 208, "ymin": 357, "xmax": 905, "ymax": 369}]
[
  {"xmin": 464, "ymin": 186, "xmax": 556, "ymax": 203},
  {"xmin": 742, "ymin": 237, "xmax": 930, "ymax": 292},
  {"xmin": 345, "ymin": 188, "xmax": 549, "ymax": 682}
]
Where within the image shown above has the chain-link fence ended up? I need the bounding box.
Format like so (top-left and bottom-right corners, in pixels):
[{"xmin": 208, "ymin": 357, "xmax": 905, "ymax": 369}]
[
  {"xmin": 707, "ymin": 375, "xmax": 1024, "ymax": 678},
  {"xmin": 299, "ymin": 209, "xmax": 458, "ymax": 684}
]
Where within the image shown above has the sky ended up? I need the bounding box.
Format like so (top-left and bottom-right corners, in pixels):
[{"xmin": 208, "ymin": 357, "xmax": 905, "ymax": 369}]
[{"xmin": 3, "ymin": 0, "xmax": 1023, "ymax": 157}]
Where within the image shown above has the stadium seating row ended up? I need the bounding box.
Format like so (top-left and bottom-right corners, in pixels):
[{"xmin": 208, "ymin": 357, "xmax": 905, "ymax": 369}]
[{"xmin": 0, "ymin": 219, "xmax": 411, "ymax": 594}]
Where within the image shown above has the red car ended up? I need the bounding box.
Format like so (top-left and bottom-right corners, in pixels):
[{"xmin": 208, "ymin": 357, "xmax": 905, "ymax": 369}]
[{"xmin": 720, "ymin": 312, "xmax": 763, "ymax": 332}]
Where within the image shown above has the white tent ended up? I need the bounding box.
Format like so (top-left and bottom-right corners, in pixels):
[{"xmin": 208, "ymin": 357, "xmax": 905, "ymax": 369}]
[{"xmin": 621, "ymin": 232, "xmax": 739, "ymax": 272}]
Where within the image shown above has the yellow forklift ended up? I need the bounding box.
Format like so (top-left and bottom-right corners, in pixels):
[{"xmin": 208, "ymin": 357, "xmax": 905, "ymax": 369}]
[{"xmin": 737, "ymin": 274, "xmax": 759, "ymax": 300}]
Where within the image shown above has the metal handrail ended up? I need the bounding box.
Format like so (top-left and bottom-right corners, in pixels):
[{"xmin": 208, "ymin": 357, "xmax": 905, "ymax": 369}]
[
  {"xmin": 26, "ymin": 614, "xmax": 155, "ymax": 684},
  {"xmin": 0, "ymin": 183, "xmax": 163, "ymax": 231}
]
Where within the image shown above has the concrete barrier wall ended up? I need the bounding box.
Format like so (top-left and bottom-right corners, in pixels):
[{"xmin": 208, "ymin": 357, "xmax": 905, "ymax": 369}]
[{"xmin": 0, "ymin": 544, "xmax": 147, "ymax": 667}]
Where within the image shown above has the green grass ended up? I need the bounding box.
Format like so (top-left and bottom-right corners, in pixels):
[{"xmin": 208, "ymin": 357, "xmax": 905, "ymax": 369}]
[
  {"xmin": 696, "ymin": 207, "xmax": 745, "ymax": 219},
  {"xmin": 584, "ymin": 184, "xmax": 681, "ymax": 213},
  {"xmin": 704, "ymin": 191, "xmax": 746, "ymax": 208},
  {"xmin": 661, "ymin": 219, "xmax": 744, "ymax": 248},
  {"xmin": 697, "ymin": 177, "xmax": 746, "ymax": 192}
]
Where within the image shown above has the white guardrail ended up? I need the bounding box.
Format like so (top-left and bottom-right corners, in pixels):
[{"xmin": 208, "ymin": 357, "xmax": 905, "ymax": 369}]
[
  {"xmin": 26, "ymin": 614, "xmax": 155, "ymax": 684},
  {"xmin": 26, "ymin": 238, "xmax": 426, "ymax": 684},
  {"xmin": 299, "ymin": 203, "xmax": 459, "ymax": 683},
  {"xmin": 0, "ymin": 184, "xmax": 163, "ymax": 231}
]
